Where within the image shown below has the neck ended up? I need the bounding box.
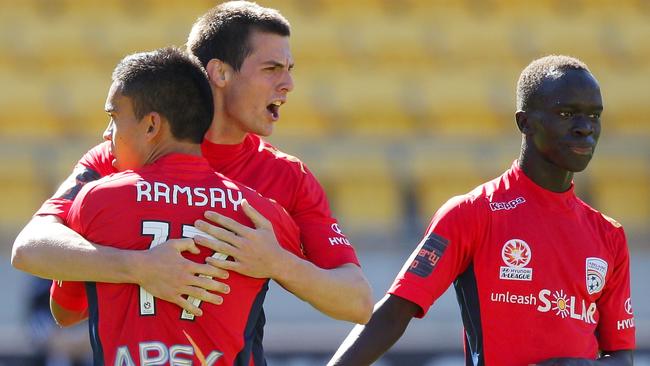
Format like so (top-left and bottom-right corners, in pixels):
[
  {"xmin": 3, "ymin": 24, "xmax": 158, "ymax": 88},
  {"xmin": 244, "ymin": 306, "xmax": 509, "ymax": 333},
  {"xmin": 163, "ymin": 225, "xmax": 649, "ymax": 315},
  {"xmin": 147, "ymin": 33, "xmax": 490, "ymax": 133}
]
[
  {"xmin": 203, "ymin": 94, "xmax": 247, "ymax": 145},
  {"xmin": 144, "ymin": 140, "xmax": 202, "ymax": 166},
  {"xmin": 518, "ymin": 141, "xmax": 573, "ymax": 193},
  {"xmin": 204, "ymin": 119, "xmax": 248, "ymax": 145}
]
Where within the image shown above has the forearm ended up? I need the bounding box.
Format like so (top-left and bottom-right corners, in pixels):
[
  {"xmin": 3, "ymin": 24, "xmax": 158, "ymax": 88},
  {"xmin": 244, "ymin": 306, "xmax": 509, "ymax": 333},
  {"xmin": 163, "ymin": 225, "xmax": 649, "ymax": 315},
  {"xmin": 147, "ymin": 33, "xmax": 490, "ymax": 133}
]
[
  {"xmin": 274, "ymin": 260, "xmax": 373, "ymax": 324},
  {"xmin": 328, "ymin": 295, "xmax": 417, "ymax": 366},
  {"xmin": 12, "ymin": 215, "xmax": 139, "ymax": 283}
]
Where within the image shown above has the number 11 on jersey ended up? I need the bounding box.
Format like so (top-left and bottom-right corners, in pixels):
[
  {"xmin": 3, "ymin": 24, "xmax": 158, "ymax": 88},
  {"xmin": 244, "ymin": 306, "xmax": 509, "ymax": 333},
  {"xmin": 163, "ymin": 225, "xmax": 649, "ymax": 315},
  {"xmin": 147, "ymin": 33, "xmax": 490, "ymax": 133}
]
[{"xmin": 139, "ymin": 221, "xmax": 227, "ymax": 318}]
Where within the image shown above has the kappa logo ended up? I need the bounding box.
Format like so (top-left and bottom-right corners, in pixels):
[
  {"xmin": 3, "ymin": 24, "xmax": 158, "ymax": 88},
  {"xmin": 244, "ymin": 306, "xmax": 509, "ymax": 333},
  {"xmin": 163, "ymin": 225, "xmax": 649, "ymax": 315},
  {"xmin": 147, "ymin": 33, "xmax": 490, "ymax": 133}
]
[
  {"xmin": 489, "ymin": 197, "xmax": 526, "ymax": 211},
  {"xmin": 586, "ymin": 257, "xmax": 608, "ymax": 295},
  {"xmin": 499, "ymin": 239, "xmax": 533, "ymax": 281}
]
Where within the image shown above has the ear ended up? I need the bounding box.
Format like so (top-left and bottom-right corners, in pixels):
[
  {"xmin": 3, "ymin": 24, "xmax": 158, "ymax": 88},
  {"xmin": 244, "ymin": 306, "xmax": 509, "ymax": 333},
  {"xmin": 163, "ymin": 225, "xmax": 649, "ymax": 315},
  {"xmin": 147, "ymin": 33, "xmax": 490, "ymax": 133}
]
[
  {"xmin": 206, "ymin": 59, "xmax": 232, "ymax": 88},
  {"xmin": 142, "ymin": 112, "xmax": 163, "ymax": 142},
  {"xmin": 515, "ymin": 110, "xmax": 533, "ymax": 135}
]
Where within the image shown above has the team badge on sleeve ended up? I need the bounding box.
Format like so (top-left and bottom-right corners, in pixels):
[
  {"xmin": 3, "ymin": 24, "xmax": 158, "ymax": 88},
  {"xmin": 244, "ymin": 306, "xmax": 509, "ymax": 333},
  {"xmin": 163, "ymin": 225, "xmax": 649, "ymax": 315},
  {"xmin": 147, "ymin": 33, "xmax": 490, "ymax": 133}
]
[
  {"xmin": 586, "ymin": 257, "xmax": 608, "ymax": 295},
  {"xmin": 408, "ymin": 233, "xmax": 449, "ymax": 277}
]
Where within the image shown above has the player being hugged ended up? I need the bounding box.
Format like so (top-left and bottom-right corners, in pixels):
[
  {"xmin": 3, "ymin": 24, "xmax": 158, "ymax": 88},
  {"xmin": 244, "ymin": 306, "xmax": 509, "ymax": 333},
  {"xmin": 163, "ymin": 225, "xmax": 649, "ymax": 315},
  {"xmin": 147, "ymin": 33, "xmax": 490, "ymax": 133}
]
[{"xmin": 50, "ymin": 47, "xmax": 305, "ymax": 366}]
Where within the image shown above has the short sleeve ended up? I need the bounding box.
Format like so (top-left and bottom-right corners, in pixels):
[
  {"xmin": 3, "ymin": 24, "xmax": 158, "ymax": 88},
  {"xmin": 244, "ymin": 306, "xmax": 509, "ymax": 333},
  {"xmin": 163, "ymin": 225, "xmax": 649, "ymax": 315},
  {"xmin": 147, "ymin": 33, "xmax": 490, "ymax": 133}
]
[
  {"xmin": 596, "ymin": 227, "xmax": 636, "ymax": 351},
  {"xmin": 50, "ymin": 280, "xmax": 87, "ymax": 312},
  {"xmin": 388, "ymin": 195, "xmax": 482, "ymax": 318},
  {"xmin": 290, "ymin": 165, "xmax": 360, "ymax": 269},
  {"xmin": 35, "ymin": 141, "xmax": 116, "ymax": 220},
  {"xmin": 266, "ymin": 199, "xmax": 306, "ymax": 260}
]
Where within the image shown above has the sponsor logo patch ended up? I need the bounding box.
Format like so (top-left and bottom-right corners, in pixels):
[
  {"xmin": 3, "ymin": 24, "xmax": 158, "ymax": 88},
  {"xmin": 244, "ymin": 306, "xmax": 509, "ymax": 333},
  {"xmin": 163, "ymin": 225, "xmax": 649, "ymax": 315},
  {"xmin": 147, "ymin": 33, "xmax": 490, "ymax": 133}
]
[
  {"xmin": 328, "ymin": 223, "xmax": 350, "ymax": 246},
  {"xmin": 491, "ymin": 288, "xmax": 597, "ymax": 325},
  {"xmin": 489, "ymin": 197, "xmax": 526, "ymax": 211},
  {"xmin": 408, "ymin": 233, "xmax": 449, "ymax": 277},
  {"xmin": 586, "ymin": 257, "xmax": 608, "ymax": 294},
  {"xmin": 625, "ymin": 298, "xmax": 633, "ymax": 315},
  {"xmin": 499, "ymin": 239, "xmax": 533, "ymax": 281}
]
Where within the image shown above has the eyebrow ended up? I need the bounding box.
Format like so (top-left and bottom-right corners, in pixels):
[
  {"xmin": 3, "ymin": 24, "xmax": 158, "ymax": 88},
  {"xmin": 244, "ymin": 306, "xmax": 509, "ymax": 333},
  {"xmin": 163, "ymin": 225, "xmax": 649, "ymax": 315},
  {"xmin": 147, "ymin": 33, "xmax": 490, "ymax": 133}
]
[
  {"xmin": 554, "ymin": 102, "xmax": 603, "ymax": 111},
  {"xmin": 262, "ymin": 60, "xmax": 295, "ymax": 69}
]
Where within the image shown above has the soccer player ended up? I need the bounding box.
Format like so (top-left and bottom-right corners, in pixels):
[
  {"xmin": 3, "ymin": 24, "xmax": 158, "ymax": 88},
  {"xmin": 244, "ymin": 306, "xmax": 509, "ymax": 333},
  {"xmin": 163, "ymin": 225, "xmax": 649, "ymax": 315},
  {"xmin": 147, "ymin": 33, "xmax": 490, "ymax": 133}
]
[
  {"xmin": 327, "ymin": 55, "xmax": 635, "ymax": 366},
  {"xmin": 52, "ymin": 46, "xmax": 307, "ymax": 365},
  {"xmin": 12, "ymin": 0, "xmax": 372, "ymax": 326}
]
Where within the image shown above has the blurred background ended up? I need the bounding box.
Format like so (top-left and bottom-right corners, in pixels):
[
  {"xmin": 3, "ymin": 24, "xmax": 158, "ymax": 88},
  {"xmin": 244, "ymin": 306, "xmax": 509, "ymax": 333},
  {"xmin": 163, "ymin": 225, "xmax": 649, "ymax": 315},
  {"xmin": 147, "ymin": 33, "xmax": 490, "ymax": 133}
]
[{"xmin": 0, "ymin": 0, "xmax": 648, "ymax": 364}]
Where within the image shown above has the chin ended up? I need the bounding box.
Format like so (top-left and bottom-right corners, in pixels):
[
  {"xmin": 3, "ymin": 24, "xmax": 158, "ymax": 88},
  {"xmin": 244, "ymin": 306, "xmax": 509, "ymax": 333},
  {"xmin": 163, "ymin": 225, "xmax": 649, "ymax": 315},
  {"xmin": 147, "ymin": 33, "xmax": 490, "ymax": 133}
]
[
  {"xmin": 565, "ymin": 158, "xmax": 593, "ymax": 173},
  {"xmin": 253, "ymin": 125, "xmax": 274, "ymax": 137}
]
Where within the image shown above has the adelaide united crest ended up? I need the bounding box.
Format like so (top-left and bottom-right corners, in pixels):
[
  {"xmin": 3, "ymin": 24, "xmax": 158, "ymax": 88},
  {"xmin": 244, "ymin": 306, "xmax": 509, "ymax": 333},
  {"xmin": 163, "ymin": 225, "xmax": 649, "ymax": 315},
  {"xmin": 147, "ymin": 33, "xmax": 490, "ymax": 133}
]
[{"xmin": 586, "ymin": 257, "xmax": 608, "ymax": 295}]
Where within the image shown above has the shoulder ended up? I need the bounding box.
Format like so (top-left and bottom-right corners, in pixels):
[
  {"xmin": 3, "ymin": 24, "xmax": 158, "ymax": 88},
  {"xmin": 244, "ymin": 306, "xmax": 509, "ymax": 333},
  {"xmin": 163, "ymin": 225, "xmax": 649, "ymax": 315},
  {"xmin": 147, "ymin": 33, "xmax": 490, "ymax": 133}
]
[
  {"xmin": 79, "ymin": 141, "xmax": 116, "ymax": 175},
  {"xmin": 576, "ymin": 198, "xmax": 627, "ymax": 250},
  {"xmin": 442, "ymin": 177, "xmax": 496, "ymax": 214},
  {"xmin": 433, "ymin": 186, "xmax": 489, "ymax": 226},
  {"xmin": 251, "ymin": 135, "xmax": 309, "ymax": 175},
  {"xmin": 76, "ymin": 171, "xmax": 140, "ymax": 201},
  {"xmin": 577, "ymin": 198, "xmax": 624, "ymax": 231}
]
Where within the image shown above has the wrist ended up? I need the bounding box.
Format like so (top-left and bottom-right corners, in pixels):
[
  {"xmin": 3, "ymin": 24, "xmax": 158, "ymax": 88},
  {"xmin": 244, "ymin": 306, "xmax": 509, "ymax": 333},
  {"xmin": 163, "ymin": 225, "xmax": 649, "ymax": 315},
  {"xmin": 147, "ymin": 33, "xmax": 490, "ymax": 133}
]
[
  {"xmin": 119, "ymin": 249, "xmax": 145, "ymax": 284},
  {"xmin": 271, "ymin": 249, "xmax": 298, "ymax": 283}
]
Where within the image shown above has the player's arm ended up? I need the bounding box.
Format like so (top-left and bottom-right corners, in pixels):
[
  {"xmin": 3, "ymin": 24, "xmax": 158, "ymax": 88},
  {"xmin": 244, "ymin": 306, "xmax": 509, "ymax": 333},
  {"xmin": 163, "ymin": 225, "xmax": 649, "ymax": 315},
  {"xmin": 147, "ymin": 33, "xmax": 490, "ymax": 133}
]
[
  {"xmin": 533, "ymin": 350, "xmax": 633, "ymax": 365},
  {"xmin": 327, "ymin": 294, "xmax": 419, "ymax": 366},
  {"xmin": 194, "ymin": 199, "xmax": 373, "ymax": 324},
  {"xmin": 12, "ymin": 215, "xmax": 229, "ymax": 317}
]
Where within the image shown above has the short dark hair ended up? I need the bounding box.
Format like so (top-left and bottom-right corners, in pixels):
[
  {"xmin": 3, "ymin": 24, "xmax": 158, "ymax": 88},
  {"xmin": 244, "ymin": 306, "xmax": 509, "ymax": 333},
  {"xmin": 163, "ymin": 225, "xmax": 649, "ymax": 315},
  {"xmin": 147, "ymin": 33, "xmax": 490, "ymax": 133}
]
[
  {"xmin": 516, "ymin": 55, "xmax": 591, "ymax": 111},
  {"xmin": 187, "ymin": 1, "xmax": 291, "ymax": 70},
  {"xmin": 112, "ymin": 47, "xmax": 213, "ymax": 144}
]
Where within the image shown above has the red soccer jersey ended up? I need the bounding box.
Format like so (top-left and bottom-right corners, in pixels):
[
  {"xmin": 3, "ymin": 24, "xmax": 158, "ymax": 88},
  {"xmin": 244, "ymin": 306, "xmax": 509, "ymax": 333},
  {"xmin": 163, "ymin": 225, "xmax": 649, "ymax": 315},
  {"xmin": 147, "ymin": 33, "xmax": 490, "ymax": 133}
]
[
  {"xmin": 389, "ymin": 161, "xmax": 635, "ymax": 366},
  {"xmin": 52, "ymin": 154, "xmax": 304, "ymax": 366},
  {"xmin": 38, "ymin": 135, "xmax": 359, "ymax": 269}
]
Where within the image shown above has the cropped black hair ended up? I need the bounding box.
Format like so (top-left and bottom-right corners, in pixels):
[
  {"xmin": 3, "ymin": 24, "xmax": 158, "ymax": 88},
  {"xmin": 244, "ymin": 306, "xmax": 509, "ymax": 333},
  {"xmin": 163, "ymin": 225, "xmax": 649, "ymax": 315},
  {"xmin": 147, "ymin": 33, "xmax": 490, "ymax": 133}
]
[
  {"xmin": 112, "ymin": 47, "xmax": 213, "ymax": 143},
  {"xmin": 516, "ymin": 55, "xmax": 591, "ymax": 111},
  {"xmin": 187, "ymin": 1, "xmax": 291, "ymax": 70}
]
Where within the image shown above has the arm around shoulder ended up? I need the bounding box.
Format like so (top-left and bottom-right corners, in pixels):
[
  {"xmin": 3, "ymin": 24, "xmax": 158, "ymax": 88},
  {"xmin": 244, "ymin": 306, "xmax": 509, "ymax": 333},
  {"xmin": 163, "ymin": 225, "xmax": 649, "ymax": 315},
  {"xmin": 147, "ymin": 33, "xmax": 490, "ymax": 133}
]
[
  {"xmin": 274, "ymin": 260, "xmax": 374, "ymax": 324},
  {"xmin": 11, "ymin": 215, "xmax": 135, "ymax": 282}
]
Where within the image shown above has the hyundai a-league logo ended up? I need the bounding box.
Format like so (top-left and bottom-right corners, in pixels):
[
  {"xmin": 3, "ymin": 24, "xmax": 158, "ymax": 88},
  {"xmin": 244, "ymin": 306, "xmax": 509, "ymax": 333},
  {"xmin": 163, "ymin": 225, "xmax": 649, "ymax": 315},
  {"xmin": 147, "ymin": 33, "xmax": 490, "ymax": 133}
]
[
  {"xmin": 499, "ymin": 239, "xmax": 533, "ymax": 281},
  {"xmin": 625, "ymin": 298, "xmax": 633, "ymax": 315},
  {"xmin": 502, "ymin": 239, "xmax": 531, "ymax": 267},
  {"xmin": 331, "ymin": 223, "xmax": 343, "ymax": 235},
  {"xmin": 586, "ymin": 257, "xmax": 608, "ymax": 295}
]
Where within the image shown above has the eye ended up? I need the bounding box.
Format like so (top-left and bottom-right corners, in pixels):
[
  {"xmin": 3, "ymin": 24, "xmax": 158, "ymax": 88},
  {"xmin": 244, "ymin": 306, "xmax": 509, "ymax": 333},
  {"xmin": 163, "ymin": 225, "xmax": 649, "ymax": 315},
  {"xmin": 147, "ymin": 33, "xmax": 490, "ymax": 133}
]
[
  {"xmin": 588, "ymin": 113, "xmax": 601, "ymax": 120},
  {"xmin": 559, "ymin": 111, "xmax": 574, "ymax": 118}
]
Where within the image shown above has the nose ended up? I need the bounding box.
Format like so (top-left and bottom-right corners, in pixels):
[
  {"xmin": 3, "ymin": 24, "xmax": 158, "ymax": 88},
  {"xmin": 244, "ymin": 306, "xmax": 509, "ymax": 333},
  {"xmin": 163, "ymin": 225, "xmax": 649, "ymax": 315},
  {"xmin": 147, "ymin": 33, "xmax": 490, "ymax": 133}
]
[
  {"xmin": 571, "ymin": 116, "xmax": 595, "ymax": 137},
  {"xmin": 279, "ymin": 69, "xmax": 294, "ymax": 93}
]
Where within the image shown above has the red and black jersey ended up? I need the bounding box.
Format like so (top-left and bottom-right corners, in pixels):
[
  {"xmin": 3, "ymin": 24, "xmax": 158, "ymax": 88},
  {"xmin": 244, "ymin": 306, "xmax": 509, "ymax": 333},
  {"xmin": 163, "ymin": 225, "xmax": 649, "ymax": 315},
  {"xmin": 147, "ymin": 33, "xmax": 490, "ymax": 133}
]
[
  {"xmin": 52, "ymin": 154, "xmax": 304, "ymax": 366},
  {"xmin": 39, "ymin": 135, "xmax": 359, "ymax": 268},
  {"xmin": 41, "ymin": 135, "xmax": 360, "ymax": 365},
  {"xmin": 389, "ymin": 161, "xmax": 635, "ymax": 366}
]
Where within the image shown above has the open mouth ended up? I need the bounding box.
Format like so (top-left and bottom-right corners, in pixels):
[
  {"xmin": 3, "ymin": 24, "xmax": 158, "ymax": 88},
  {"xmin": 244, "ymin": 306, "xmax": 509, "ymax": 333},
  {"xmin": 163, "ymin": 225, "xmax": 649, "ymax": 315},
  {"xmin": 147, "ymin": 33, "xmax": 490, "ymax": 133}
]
[{"xmin": 267, "ymin": 101, "xmax": 281, "ymax": 120}]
